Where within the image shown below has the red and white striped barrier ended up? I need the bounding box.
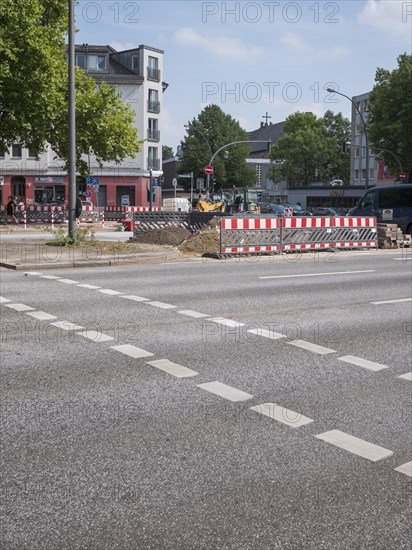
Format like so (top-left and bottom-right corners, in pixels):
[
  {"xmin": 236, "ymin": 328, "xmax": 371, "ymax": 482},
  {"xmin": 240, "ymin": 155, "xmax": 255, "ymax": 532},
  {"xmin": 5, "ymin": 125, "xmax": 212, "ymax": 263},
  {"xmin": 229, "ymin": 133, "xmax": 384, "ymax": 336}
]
[
  {"xmin": 333, "ymin": 217, "xmax": 377, "ymax": 248},
  {"xmin": 220, "ymin": 217, "xmax": 281, "ymax": 253}
]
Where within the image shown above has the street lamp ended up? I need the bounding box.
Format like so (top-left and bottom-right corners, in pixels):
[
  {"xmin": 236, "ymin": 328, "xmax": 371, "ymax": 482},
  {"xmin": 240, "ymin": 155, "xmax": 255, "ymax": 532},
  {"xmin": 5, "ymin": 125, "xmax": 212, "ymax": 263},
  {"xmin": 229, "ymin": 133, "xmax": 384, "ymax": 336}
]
[
  {"xmin": 327, "ymin": 88, "xmax": 369, "ymax": 190},
  {"xmin": 184, "ymin": 123, "xmax": 213, "ymax": 193}
]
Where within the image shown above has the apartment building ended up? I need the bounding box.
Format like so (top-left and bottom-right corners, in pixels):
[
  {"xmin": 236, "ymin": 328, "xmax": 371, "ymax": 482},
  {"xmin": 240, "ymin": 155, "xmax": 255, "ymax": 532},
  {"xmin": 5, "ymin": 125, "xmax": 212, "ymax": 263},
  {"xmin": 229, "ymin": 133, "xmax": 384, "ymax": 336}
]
[{"xmin": 0, "ymin": 44, "xmax": 167, "ymax": 207}]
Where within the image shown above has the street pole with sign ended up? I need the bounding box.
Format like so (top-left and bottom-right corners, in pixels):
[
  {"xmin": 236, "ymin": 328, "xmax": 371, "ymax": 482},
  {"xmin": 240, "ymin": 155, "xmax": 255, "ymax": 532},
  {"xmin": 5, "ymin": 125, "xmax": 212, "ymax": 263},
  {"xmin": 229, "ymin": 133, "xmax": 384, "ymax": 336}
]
[{"xmin": 67, "ymin": 0, "xmax": 77, "ymax": 243}]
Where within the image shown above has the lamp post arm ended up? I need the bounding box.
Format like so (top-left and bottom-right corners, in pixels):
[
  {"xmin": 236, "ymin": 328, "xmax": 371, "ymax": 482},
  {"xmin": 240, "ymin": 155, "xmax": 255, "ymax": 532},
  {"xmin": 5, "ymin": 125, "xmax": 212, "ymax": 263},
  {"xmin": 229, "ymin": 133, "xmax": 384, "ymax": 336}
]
[{"xmin": 209, "ymin": 140, "xmax": 271, "ymax": 165}]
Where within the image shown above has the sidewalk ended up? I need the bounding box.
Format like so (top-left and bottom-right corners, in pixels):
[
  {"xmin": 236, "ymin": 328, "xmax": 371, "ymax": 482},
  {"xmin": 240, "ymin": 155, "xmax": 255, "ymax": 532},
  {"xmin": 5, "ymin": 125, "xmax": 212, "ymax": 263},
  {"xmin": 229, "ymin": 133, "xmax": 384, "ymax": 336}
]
[{"xmin": 0, "ymin": 223, "xmax": 181, "ymax": 270}]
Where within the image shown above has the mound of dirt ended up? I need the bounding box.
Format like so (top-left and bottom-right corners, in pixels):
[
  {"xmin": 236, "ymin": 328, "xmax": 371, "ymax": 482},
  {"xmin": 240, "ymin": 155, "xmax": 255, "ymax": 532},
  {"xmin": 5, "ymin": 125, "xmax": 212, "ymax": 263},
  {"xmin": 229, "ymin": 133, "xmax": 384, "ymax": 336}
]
[
  {"xmin": 132, "ymin": 225, "xmax": 191, "ymax": 246},
  {"xmin": 179, "ymin": 227, "xmax": 220, "ymax": 255}
]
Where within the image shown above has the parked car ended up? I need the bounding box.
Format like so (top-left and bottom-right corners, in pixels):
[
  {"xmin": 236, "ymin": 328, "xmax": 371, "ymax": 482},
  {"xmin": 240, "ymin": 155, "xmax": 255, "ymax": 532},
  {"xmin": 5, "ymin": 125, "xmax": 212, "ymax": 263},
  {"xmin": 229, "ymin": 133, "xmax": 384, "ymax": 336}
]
[{"xmin": 310, "ymin": 207, "xmax": 338, "ymax": 216}]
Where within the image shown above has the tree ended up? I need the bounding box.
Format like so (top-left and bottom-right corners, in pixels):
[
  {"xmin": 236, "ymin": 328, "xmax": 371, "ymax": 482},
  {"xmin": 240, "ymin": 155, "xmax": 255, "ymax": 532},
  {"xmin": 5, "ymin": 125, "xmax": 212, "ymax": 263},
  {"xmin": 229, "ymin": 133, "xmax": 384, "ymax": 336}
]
[
  {"xmin": 0, "ymin": 0, "xmax": 142, "ymax": 173},
  {"xmin": 179, "ymin": 105, "xmax": 255, "ymax": 190},
  {"xmin": 162, "ymin": 145, "xmax": 175, "ymax": 159},
  {"xmin": 269, "ymin": 111, "xmax": 350, "ymax": 186},
  {"xmin": 367, "ymin": 53, "xmax": 412, "ymax": 180}
]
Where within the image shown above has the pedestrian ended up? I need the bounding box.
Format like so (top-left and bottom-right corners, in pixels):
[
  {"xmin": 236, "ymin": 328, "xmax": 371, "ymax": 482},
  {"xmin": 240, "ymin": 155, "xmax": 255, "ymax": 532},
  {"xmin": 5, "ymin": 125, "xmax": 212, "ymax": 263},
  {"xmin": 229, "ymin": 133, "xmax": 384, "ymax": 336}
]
[{"xmin": 6, "ymin": 196, "xmax": 19, "ymax": 224}]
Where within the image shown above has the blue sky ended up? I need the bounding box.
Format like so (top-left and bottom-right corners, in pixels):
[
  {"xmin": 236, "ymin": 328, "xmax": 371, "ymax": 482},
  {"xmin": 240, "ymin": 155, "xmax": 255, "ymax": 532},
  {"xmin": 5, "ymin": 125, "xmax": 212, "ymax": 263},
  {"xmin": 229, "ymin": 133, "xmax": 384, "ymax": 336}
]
[{"xmin": 74, "ymin": 0, "xmax": 412, "ymax": 152}]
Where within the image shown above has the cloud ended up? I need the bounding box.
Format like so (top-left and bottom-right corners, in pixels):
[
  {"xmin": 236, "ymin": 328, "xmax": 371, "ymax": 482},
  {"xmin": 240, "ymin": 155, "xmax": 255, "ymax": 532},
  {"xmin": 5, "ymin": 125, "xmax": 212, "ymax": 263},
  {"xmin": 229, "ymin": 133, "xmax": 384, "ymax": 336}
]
[
  {"xmin": 173, "ymin": 27, "xmax": 264, "ymax": 61},
  {"xmin": 280, "ymin": 32, "xmax": 348, "ymax": 60},
  {"xmin": 357, "ymin": 0, "xmax": 411, "ymax": 37}
]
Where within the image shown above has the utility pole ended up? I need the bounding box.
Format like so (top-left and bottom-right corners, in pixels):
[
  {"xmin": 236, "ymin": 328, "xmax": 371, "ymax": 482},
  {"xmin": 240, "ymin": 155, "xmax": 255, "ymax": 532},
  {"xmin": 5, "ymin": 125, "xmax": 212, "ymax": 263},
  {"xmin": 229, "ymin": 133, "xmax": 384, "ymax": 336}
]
[{"xmin": 68, "ymin": 0, "xmax": 77, "ymax": 242}]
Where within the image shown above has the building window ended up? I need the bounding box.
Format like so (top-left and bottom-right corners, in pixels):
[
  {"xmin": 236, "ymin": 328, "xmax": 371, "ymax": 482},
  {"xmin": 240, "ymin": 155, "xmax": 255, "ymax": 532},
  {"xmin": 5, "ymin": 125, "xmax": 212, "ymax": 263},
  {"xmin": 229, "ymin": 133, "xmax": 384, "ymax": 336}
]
[
  {"xmin": 11, "ymin": 144, "xmax": 22, "ymax": 158},
  {"xmin": 0, "ymin": 149, "xmax": 5, "ymax": 158},
  {"xmin": 87, "ymin": 55, "xmax": 107, "ymax": 71},
  {"xmin": 361, "ymin": 169, "xmax": 366, "ymax": 180},
  {"xmin": 369, "ymin": 168, "xmax": 374, "ymax": 180},
  {"xmin": 362, "ymin": 147, "xmax": 366, "ymax": 157},
  {"xmin": 355, "ymin": 124, "xmax": 361, "ymax": 135},
  {"xmin": 75, "ymin": 54, "xmax": 86, "ymax": 69},
  {"xmin": 354, "ymin": 170, "xmax": 359, "ymax": 180},
  {"xmin": 148, "ymin": 147, "xmax": 159, "ymax": 170},
  {"xmin": 148, "ymin": 89, "xmax": 160, "ymax": 113},
  {"xmin": 28, "ymin": 149, "xmax": 37, "ymax": 158},
  {"xmin": 132, "ymin": 55, "xmax": 138, "ymax": 71},
  {"xmin": 147, "ymin": 118, "xmax": 160, "ymax": 141},
  {"xmin": 147, "ymin": 56, "xmax": 160, "ymax": 81},
  {"xmin": 355, "ymin": 147, "xmax": 360, "ymax": 158}
]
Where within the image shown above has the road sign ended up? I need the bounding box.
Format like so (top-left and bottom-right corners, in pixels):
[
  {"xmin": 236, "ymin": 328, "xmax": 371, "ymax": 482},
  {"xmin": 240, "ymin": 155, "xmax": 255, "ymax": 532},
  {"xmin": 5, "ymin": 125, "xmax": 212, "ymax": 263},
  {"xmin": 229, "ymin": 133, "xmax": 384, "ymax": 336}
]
[
  {"xmin": 85, "ymin": 191, "xmax": 91, "ymax": 198},
  {"xmin": 205, "ymin": 165, "xmax": 213, "ymax": 175},
  {"xmin": 196, "ymin": 178, "xmax": 204, "ymax": 190},
  {"xmin": 400, "ymin": 172, "xmax": 406, "ymax": 181},
  {"xmin": 172, "ymin": 178, "xmax": 178, "ymax": 188},
  {"xmin": 153, "ymin": 178, "xmax": 160, "ymax": 187}
]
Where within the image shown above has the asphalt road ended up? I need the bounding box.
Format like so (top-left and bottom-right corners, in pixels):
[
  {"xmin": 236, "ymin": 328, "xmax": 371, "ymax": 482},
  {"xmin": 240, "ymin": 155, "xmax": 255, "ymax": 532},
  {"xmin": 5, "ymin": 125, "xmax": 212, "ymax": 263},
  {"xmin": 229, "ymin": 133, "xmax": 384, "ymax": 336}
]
[{"xmin": 1, "ymin": 249, "xmax": 411, "ymax": 550}]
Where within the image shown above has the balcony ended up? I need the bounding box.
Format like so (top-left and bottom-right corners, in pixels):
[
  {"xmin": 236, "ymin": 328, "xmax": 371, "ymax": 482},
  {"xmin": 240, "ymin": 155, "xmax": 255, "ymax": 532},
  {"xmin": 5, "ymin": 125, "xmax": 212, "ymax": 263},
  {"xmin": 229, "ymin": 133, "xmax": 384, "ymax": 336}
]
[
  {"xmin": 147, "ymin": 67, "xmax": 161, "ymax": 81},
  {"xmin": 147, "ymin": 128, "xmax": 160, "ymax": 142},
  {"xmin": 147, "ymin": 100, "xmax": 160, "ymax": 113},
  {"xmin": 147, "ymin": 157, "xmax": 160, "ymax": 170}
]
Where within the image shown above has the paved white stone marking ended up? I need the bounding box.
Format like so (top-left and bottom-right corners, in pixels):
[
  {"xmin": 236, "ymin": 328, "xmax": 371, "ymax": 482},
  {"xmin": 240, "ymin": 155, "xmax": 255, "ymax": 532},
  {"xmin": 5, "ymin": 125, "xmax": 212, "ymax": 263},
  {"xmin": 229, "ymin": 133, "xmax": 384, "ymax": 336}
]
[
  {"xmin": 4, "ymin": 303, "xmax": 34, "ymax": 312},
  {"xmin": 338, "ymin": 355, "xmax": 389, "ymax": 372},
  {"xmin": 0, "ymin": 297, "xmax": 11, "ymax": 303},
  {"xmin": 371, "ymin": 297, "xmax": 412, "ymax": 304},
  {"xmin": 197, "ymin": 381, "xmax": 253, "ymax": 402},
  {"xmin": 315, "ymin": 430, "xmax": 393, "ymax": 462},
  {"xmin": 25, "ymin": 311, "xmax": 57, "ymax": 321},
  {"xmin": 111, "ymin": 344, "xmax": 154, "ymax": 359},
  {"xmin": 120, "ymin": 295, "xmax": 150, "ymax": 302},
  {"xmin": 57, "ymin": 279, "xmax": 78, "ymax": 284},
  {"xmin": 77, "ymin": 284, "xmax": 101, "ymax": 289},
  {"xmin": 394, "ymin": 461, "xmax": 412, "ymax": 477},
  {"xmin": 50, "ymin": 321, "xmax": 84, "ymax": 331},
  {"xmin": 146, "ymin": 359, "xmax": 198, "ymax": 378},
  {"xmin": 250, "ymin": 403, "xmax": 314, "ymax": 428},
  {"xmin": 247, "ymin": 328, "xmax": 286, "ymax": 340},
  {"xmin": 288, "ymin": 340, "xmax": 336, "ymax": 355},
  {"xmin": 398, "ymin": 372, "xmax": 412, "ymax": 381},
  {"xmin": 146, "ymin": 301, "xmax": 176, "ymax": 309},
  {"xmin": 75, "ymin": 330, "xmax": 114, "ymax": 342},
  {"xmin": 40, "ymin": 275, "xmax": 61, "ymax": 280},
  {"xmin": 178, "ymin": 310, "xmax": 210, "ymax": 318},
  {"xmin": 98, "ymin": 289, "xmax": 123, "ymax": 295},
  {"xmin": 260, "ymin": 270, "xmax": 375, "ymax": 279},
  {"xmin": 209, "ymin": 318, "xmax": 245, "ymax": 328}
]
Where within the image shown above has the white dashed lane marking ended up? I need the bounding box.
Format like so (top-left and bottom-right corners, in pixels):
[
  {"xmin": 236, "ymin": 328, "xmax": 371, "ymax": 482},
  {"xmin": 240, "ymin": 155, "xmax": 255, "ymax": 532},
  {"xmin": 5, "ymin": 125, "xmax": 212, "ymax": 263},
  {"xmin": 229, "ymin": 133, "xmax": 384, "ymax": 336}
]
[
  {"xmin": 197, "ymin": 381, "xmax": 253, "ymax": 402},
  {"xmin": 120, "ymin": 295, "xmax": 150, "ymax": 302},
  {"xmin": 178, "ymin": 310, "xmax": 210, "ymax": 318},
  {"xmin": 111, "ymin": 344, "xmax": 154, "ymax": 359},
  {"xmin": 260, "ymin": 270, "xmax": 375, "ymax": 279},
  {"xmin": 394, "ymin": 461, "xmax": 412, "ymax": 477},
  {"xmin": 50, "ymin": 321, "xmax": 84, "ymax": 331},
  {"xmin": 146, "ymin": 301, "xmax": 176, "ymax": 309},
  {"xmin": 146, "ymin": 359, "xmax": 198, "ymax": 378},
  {"xmin": 98, "ymin": 289, "xmax": 123, "ymax": 295},
  {"xmin": 40, "ymin": 275, "xmax": 61, "ymax": 280},
  {"xmin": 57, "ymin": 279, "xmax": 78, "ymax": 284},
  {"xmin": 398, "ymin": 372, "xmax": 412, "ymax": 381},
  {"xmin": 24, "ymin": 272, "xmax": 43, "ymax": 276},
  {"xmin": 315, "ymin": 430, "xmax": 393, "ymax": 462},
  {"xmin": 25, "ymin": 311, "xmax": 57, "ymax": 321},
  {"xmin": 287, "ymin": 340, "xmax": 336, "ymax": 355},
  {"xmin": 338, "ymin": 355, "xmax": 389, "ymax": 372},
  {"xmin": 209, "ymin": 318, "xmax": 245, "ymax": 328},
  {"xmin": 250, "ymin": 403, "xmax": 314, "ymax": 428},
  {"xmin": 77, "ymin": 284, "xmax": 101, "ymax": 289},
  {"xmin": 371, "ymin": 298, "xmax": 412, "ymax": 304},
  {"xmin": 75, "ymin": 330, "xmax": 114, "ymax": 342},
  {"xmin": 248, "ymin": 328, "xmax": 286, "ymax": 340},
  {"xmin": 0, "ymin": 297, "xmax": 11, "ymax": 303},
  {"xmin": 4, "ymin": 303, "xmax": 35, "ymax": 312}
]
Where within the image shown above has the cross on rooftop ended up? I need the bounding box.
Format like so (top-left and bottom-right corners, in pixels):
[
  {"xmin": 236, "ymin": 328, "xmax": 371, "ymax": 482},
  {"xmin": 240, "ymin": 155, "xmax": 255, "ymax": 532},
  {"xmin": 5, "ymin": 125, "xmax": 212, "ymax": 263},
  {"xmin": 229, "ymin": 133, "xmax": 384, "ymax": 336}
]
[{"xmin": 262, "ymin": 112, "xmax": 271, "ymax": 125}]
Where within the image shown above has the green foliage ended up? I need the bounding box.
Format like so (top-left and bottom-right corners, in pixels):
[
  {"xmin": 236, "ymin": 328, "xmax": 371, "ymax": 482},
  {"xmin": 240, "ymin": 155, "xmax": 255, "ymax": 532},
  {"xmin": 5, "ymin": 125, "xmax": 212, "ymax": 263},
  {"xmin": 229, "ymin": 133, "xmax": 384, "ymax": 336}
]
[
  {"xmin": 179, "ymin": 105, "xmax": 255, "ymax": 189},
  {"xmin": 0, "ymin": 0, "xmax": 142, "ymax": 172},
  {"xmin": 50, "ymin": 226, "xmax": 95, "ymax": 246},
  {"xmin": 367, "ymin": 53, "xmax": 412, "ymax": 180},
  {"xmin": 162, "ymin": 145, "xmax": 175, "ymax": 159},
  {"xmin": 269, "ymin": 111, "xmax": 350, "ymax": 186}
]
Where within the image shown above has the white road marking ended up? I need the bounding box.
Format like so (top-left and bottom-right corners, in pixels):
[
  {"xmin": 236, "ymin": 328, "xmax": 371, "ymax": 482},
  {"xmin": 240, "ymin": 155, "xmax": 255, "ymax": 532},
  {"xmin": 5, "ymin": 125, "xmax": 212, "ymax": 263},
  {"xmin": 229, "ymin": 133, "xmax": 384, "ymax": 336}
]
[
  {"xmin": 98, "ymin": 289, "xmax": 123, "ymax": 295},
  {"xmin": 75, "ymin": 330, "xmax": 114, "ymax": 342},
  {"xmin": 247, "ymin": 328, "xmax": 286, "ymax": 340},
  {"xmin": 4, "ymin": 303, "xmax": 34, "ymax": 312},
  {"xmin": 25, "ymin": 311, "xmax": 57, "ymax": 321},
  {"xmin": 0, "ymin": 297, "xmax": 11, "ymax": 303},
  {"xmin": 250, "ymin": 403, "xmax": 314, "ymax": 428},
  {"xmin": 77, "ymin": 284, "xmax": 101, "ymax": 289},
  {"xmin": 50, "ymin": 321, "xmax": 84, "ymax": 331},
  {"xmin": 394, "ymin": 461, "xmax": 412, "ymax": 477},
  {"xmin": 260, "ymin": 270, "xmax": 375, "ymax": 279},
  {"xmin": 40, "ymin": 275, "xmax": 61, "ymax": 280},
  {"xmin": 146, "ymin": 301, "xmax": 176, "ymax": 309},
  {"xmin": 57, "ymin": 278, "xmax": 78, "ymax": 284},
  {"xmin": 24, "ymin": 272, "xmax": 43, "ymax": 276},
  {"xmin": 209, "ymin": 318, "xmax": 245, "ymax": 328},
  {"xmin": 288, "ymin": 340, "xmax": 336, "ymax": 355},
  {"xmin": 146, "ymin": 359, "xmax": 198, "ymax": 378},
  {"xmin": 371, "ymin": 298, "xmax": 412, "ymax": 304},
  {"xmin": 338, "ymin": 355, "xmax": 389, "ymax": 372},
  {"xmin": 398, "ymin": 372, "xmax": 412, "ymax": 381},
  {"xmin": 197, "ymin": 381, "xmax": 253, "ymax": 402},
  {"xmin": 315, "ymin": 430, "xmax": 393, "ymax": 462},
  {"xmin": 393, "ymin": 258, "xmax": 412, "ymax": 261},
  {"xmin": 178, "ymin": 310, "xmax": 210, "ymax": 318},
  {"xmin": 120, "ymin": 295, "xmax": 150, "ymax": 302},
  {"xmin": 111, "ymin": 344, "xmax": 153, "ymax": 358}
]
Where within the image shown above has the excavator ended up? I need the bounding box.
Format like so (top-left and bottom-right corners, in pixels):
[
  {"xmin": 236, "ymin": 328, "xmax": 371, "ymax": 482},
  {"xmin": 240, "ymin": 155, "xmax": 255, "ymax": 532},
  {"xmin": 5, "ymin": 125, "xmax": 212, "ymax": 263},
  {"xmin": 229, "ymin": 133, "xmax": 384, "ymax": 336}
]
[{"xmin": 194, "ymin": 194, "xmax": 226, "ymax": 212}]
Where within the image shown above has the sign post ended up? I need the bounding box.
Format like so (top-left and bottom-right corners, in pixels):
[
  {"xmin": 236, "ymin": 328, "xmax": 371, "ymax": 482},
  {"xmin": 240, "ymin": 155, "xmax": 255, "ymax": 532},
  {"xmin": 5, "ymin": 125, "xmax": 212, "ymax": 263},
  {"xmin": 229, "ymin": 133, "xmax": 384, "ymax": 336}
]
[{"xmin": 399, "ymin": 172, "xmax": 406, "ymax": 181}]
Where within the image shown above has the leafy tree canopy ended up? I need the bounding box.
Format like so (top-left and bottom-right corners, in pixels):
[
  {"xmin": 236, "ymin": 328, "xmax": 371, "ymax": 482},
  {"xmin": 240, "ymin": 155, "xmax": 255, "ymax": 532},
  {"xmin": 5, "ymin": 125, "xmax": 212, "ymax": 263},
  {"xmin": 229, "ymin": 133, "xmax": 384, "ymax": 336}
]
[
  {"xmin": 179, "ymin": 105, "xmax": 255, "ymax": 190},
  {"xmin": 367, "ymin": 53, "xmax": 412, "ymax": 180},
  {"xmin": 162, "ymin": 145, "xmax": 175, "ymax": 159}
]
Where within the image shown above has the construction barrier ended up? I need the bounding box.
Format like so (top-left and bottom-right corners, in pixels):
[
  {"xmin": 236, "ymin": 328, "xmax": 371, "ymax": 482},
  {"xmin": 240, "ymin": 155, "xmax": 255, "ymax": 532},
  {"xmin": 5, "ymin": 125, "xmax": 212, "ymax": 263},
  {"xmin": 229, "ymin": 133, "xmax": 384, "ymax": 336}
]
[
  {"xmin": 104, "ymin": 206, "xmax": 161, "ymax": 222},
  {"xmin": 220, "ymin": 216, "xmax": 378, "ymax": 255}
]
